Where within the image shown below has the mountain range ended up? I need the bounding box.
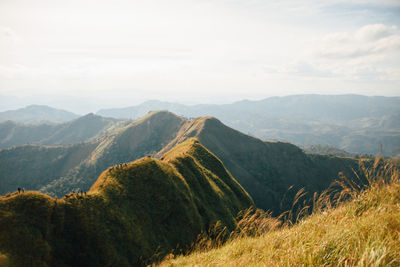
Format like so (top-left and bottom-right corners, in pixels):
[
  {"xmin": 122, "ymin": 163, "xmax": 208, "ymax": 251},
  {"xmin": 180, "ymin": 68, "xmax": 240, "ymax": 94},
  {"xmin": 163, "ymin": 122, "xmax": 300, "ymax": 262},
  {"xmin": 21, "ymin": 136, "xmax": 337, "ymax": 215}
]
[
  {"xmin": 97, "ymin": 95, "xmax": 400, "ymax": 156},
  {"xmin": 1, "ymin": 95, "xmax": 398, "ymax": 156},
  {"xmin": 0, "ymin": 111, "xmax": 358, "ymax": 214}
]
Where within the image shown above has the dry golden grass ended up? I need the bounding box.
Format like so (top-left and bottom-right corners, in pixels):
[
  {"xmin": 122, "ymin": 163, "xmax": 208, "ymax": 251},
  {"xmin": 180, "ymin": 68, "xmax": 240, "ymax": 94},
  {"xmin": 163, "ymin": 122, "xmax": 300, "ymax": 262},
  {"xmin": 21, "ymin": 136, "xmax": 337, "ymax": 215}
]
[{"xmin": 159, "ymin": 157, "xmax": 400, "ymax": 266}]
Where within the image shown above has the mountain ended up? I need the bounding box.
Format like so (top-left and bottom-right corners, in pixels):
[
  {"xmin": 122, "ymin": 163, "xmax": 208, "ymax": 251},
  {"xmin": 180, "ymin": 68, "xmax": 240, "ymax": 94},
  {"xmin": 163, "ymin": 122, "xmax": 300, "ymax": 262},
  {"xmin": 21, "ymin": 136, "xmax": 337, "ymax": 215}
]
[
  {"xmin": 39, "ymin": 111, "xmax": 186, "ymax": 196},
  {"xmin": 156, "ymin": 115, "xmax": 358, "ymax": 213},
  {"xmin": 97, "ymin": 100, "xmax": 189, "ymax": 119},
  {"xmin": 97, "ymin": 95, "xmax": 400, "ymax": 156},
  {"xmin": 39, "ymin": 113, "xmax": 125, "ymax": 145},
  {"xmin": 0, "ymin": 120, "xmax": 57, "ymax": 148},
  {"xmin": 0, "ymin": 113, "xmax": 126, "ymax": 149},
  {"xmin": 0, "ymin": 105, "xmax": 79, "ymax": 123},
  {"xmin": 0, "ymin": 139, "xmax": 253, "ymax": 266},
  {"xmin": 0, "ymin": 111, "xmax": 358, "ymax": 215}
]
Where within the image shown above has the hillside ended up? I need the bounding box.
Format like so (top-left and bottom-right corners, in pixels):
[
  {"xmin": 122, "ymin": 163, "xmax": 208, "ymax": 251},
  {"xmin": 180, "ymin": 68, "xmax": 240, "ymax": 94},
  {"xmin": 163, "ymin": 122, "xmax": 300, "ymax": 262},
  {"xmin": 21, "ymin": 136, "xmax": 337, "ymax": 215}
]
[
  {"xmin": 0, "ymin": 105, "xmax": 79, "ymax": 123},
  {"xmin": 0, "ymin": 113, "xmax": 125, "ymax": 149},
  {"xmin": 97, "ymin": 95, "xmax": 400, "ymax": 156},
  {"xmin": 0, "ymin": 142, "xmax": 98, "ymax": 195},
  {"xmin": 0, "ymin": 139, "xmax": 253, "ymax": 266},
  {"xmin": 0, "ymin": 111, "xmax": 184, "ymax": 196},
  {"xmin": 157, "ymin": 115, "xmax": 358, "ymax": 214},
  {"xmin": 40, "ymin": 111, "xmax": 187, "ymax": 196},
  {"xmin": 160, "ymin": 159, "xmax": 400, "ymax": 266},
  {"xmin": 0, "ymin": 111, "xmax": 358, "ymax": 215}
]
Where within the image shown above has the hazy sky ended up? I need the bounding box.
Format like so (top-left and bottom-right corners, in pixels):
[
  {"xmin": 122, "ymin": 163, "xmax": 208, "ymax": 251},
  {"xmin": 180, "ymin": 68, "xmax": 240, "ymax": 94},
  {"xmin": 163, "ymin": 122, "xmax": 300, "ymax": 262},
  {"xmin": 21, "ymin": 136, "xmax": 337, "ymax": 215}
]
[{"xmin": 1, "ymin": 0, "xmax": 399, "ymax": 113}]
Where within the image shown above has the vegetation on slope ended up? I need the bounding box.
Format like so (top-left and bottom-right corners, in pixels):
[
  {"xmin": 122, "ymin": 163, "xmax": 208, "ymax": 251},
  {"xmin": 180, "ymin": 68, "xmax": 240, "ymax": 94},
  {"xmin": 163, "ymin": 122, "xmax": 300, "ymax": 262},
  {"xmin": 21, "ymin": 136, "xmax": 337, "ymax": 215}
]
[
  {"xmin": 41, "ymin": 111, "xmax": 186, "ymax": 196},
  {"xmin": 0, "ymin": 138, "xmax": 253, "ymax": 266},
  {"xmin": 158, "ymin": 115, "xmax": 359, "ymax": 214},
  {"xmin": 0, "ymin": 113, "xmax": 124, "ymax": 149},
  {"xmin": 0, "ymin": 142, "xmax": 98, "ymax": 195},
  {"xmin": 160, "ymin": 157, "xmax": 400, "ymax": 266},
  {"xmin": 0, "ymin": 120, "xmax": 57, "ymax": 148},
  {"xmin": 0, "ymin": 111, "xmax": 185, "ymax": 196}
]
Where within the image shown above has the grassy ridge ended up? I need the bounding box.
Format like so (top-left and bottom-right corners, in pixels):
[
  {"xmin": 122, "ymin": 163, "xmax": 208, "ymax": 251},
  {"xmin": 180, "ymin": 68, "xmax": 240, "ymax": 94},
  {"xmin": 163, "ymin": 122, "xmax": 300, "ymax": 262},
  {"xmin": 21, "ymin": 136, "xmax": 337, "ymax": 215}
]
[
  {"xmin": 160, "ymin": 158, "xmax": 400, "ymax": 266},
  {"xmin": 159, "ymin": 115, "xmax": 359, "ymax": 214},
  {"xmin": 0, "ymin": 138, "xmax": 253, "ymax": 266}
]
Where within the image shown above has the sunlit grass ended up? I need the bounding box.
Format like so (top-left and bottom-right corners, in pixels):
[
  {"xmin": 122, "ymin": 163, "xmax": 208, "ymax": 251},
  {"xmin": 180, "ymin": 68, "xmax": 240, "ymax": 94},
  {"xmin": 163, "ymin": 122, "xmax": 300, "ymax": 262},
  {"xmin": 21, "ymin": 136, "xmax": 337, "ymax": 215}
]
[{"xmin": 159, "ymin": 157, "xmax": 400, "ymax": 266}]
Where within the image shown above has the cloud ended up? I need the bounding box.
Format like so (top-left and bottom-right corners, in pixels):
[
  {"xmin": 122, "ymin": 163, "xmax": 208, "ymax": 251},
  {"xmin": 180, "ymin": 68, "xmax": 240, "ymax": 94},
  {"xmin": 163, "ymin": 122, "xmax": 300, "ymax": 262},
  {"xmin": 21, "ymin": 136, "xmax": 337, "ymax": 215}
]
[
  {"xmin": 317, "ymin": 24, "xmax": 400, "ymax": 59},
  {"xmin": 356, "ymin": 24, "xmax": 397, "ymax": 41},
  {"xmin": 277, "ymin": 61, "xmax": 333, "ymax": 78},
  {"xmin": 271, "ymin": 24, "xmax": 400, "ymax": 82}
]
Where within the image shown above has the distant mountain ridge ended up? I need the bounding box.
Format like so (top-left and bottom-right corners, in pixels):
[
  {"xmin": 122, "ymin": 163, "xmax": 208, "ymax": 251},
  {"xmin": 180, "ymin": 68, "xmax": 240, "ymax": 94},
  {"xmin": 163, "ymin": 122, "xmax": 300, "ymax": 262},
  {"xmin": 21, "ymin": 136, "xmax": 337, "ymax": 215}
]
[
  {"xmin": 97, "ymin": 95, "xmax": 400, "ymax": 156},
  {"xmin": 0, "ymin": 104, "xmax": 79, "ymax": 123},
  {"xmin": 0, "ymin": 113, "xmax": 127, "ymax": 149},
  {"xmin": 3, "ymin": 95, "xmax": 399, "ymax": 155},
  {"xmin": 98, "ymin": 95, "xmax": 400, "ymax": 122}
]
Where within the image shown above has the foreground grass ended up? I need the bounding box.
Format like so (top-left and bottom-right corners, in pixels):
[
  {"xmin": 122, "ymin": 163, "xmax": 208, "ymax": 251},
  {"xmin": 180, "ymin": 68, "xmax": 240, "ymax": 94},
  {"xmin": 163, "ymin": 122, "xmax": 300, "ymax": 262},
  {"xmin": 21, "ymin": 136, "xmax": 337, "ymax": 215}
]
[{"xmin": 160, "ymin": 159, "xmax": 400, "ymax": 266}]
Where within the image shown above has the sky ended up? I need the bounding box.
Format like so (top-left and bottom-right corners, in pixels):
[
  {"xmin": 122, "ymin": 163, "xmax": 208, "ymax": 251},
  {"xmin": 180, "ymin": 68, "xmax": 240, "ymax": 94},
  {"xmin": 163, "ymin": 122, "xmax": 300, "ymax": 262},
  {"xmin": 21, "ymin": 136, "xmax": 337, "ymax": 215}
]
[{"xmin": 0, "ymin": 0, "xmax": 400, "ymax": 113}]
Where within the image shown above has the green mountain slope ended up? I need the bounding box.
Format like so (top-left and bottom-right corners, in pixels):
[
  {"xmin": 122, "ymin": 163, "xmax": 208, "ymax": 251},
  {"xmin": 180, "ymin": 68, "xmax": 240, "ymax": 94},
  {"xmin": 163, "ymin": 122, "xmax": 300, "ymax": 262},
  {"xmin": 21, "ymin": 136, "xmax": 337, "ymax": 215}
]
[
  {"xmin": 39, "ymin": 111, "xmax": 186, "ymax": 196},
  {"xmin": 0, "ymin": 139, "xmax": 253, "ymax": 266},
  {"xmin": 0, "ymin": 142, "xmax": 98, "ymax": 195},
  {"xmin": 0, "ymin": 121, "xmax": 57, "ymax": 148},
  {"xmin": 0, "ymin": 113, "xmax": 124, "ymax": 149},
  {"xmin": 157, "ymin": 116, "xmax": 358, "ymax": 214},
  {"xmin": 40, "ymin": 113, "xmax": 123, "ymax": 145}
]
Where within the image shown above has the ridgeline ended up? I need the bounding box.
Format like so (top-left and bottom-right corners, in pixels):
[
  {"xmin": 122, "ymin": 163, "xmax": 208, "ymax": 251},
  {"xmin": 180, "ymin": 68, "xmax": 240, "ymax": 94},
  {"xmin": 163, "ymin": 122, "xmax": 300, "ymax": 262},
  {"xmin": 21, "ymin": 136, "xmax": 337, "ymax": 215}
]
[{"xmin": 0, "ymin": 139, "xmax": 253, "ymax": 266}]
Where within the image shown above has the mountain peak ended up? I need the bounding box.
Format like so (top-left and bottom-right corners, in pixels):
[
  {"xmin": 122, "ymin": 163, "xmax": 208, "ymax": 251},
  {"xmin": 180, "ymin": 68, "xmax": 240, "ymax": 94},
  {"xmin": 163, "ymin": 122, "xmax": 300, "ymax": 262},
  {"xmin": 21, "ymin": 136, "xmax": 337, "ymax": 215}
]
[{"xmin": 0, "ymin": 105, "xmax": 79, "ymax": 123}]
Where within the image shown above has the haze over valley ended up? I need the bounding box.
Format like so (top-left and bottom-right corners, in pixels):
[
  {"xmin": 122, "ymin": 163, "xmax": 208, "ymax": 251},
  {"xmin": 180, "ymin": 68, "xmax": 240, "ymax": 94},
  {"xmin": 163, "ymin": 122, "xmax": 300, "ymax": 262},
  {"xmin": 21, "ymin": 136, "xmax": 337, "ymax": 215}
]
[{"xmin": 1, "ymin": 94, "xmax": 399, "ymax": 156}]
